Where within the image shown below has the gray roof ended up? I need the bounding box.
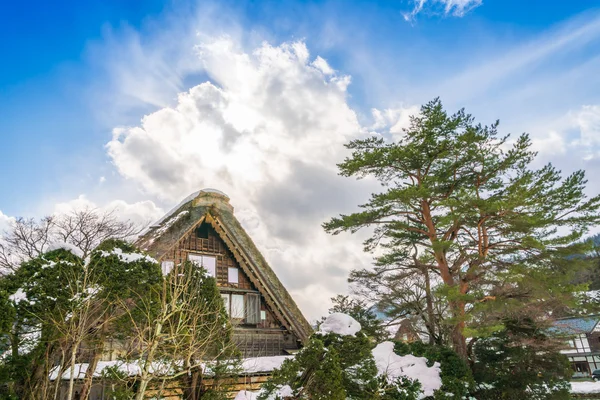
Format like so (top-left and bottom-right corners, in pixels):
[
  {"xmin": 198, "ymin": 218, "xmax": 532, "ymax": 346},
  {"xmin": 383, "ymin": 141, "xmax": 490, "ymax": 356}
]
[{"xmin": 551, "ymin": 316, "xmax": 600, "ymax": 335}]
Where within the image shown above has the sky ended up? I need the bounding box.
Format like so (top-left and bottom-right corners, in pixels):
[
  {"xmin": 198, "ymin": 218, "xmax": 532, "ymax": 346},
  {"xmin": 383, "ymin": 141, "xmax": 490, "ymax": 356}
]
[{"xmin": 1, "ymin": 0, "xmax": 600, "ymax": 321}]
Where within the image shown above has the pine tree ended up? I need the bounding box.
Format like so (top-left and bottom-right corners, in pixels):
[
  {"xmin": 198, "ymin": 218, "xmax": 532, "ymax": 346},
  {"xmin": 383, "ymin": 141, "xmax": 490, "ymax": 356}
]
[{"xmin": 324, "ymin": 98, "xmax": 600, "ymax": 361}]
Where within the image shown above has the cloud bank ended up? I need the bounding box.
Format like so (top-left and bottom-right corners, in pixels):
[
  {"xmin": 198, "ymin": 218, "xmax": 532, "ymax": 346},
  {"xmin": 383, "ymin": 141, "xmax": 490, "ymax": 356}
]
[{"xmin": 105, "ymin": 38, "xmax": 403, "ymax": 320}]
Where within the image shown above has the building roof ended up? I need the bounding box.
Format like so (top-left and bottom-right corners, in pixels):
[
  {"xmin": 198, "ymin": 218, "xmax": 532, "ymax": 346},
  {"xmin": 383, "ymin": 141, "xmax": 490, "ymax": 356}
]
[
  {"xmin": 551, "ymin": 316, "xmax": 600, "ymax": 335},
  {"xmin": 136, "ymin": 189, "xmax": 313, "ymax": 343}
]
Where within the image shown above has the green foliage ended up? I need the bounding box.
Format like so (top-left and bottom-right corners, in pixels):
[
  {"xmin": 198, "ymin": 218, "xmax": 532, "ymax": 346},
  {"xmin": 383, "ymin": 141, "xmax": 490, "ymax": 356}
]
[
  {"xmin": 393, "ymin": 341, "xmax": 473, "ymax": 399},
  {"xmin": 472, "ymin": 318, "xmax": 572, "ymax": 400},
  {"xmin": 100, "ymin": 366, "xmax": 136, "ymax": 400},
  {"xmin": 324, "ymin": 97, "xmax": 600, "ymax": 356}
]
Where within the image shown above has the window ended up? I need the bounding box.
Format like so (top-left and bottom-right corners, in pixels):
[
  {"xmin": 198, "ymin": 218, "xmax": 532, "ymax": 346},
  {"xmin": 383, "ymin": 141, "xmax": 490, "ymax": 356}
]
[
  {"xmin": 221, "ymin": 294, "xmax": 230, "ymax": 315},
  {"xmin": 188, "ymin": 254, "xmax": 216, "ymax": 277},
  {"xmin": 161, "ymin": 260, "xmax": 174, "ymax": 275},
  {"xmin": 231, "ymin": 294, "xmax": 245, "ymax": 319},
  {"xmin": 228, "ymin": 267, "xmax": 239, "ymax": 284},
  {"xmin": 260, "ymin": 310, "xmax": 266, "ymax": 321},
  {"xmin": 245, "ymin": 293, "xmax": 260, "ymax": 324}
]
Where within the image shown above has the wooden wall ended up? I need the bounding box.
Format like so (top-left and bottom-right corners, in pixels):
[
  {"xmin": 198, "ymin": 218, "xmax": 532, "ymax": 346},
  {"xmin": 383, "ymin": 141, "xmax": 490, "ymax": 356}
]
[{"xmin": 160, "ymin": 222, "xmax": 300, "ymax": 356}]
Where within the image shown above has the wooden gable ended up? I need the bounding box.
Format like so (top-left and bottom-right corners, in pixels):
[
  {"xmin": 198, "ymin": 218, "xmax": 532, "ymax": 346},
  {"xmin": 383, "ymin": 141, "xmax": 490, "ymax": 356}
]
[
  {"xmin": 135, "ymin": 189, "xmax": 313, "ymax": 355},
  {"xmin": 159, "ymin": 219, "xmax": 282, "ymax": 330}
]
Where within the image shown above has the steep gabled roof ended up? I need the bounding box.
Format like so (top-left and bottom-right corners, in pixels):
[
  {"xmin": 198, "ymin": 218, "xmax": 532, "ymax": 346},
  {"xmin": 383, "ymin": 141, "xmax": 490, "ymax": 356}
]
[{"xmin": 136, "ymin": 189, "xmax": 313, "ymax": 343}]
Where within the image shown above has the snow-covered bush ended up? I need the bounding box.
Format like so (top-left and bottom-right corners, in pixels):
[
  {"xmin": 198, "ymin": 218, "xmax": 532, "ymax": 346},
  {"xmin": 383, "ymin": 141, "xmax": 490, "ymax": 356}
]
[
  {"xmin": 256, "ymin": 313, "xmax": 441, "ymax": 400},
  {"xmin": 393, "ymin": 340, "xmax": 473, "ymax": 399}
]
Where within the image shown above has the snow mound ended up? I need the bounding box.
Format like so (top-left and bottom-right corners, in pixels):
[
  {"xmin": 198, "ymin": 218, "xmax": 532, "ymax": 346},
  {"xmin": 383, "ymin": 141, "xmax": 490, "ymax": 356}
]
[
  {"xmin": 47, "ymin": 242, "xmax": 84, "ymax": 258},
  {"xmin": 318, "ymin": 313, "xmax": 361, "ymax": 336},
  {"xmin": 372, "ymin": 341, "xmax": 442, "ymax": 398},
  {"xmin": 234, "ymin": 391, "xmax": 258, "ymax": 400}
]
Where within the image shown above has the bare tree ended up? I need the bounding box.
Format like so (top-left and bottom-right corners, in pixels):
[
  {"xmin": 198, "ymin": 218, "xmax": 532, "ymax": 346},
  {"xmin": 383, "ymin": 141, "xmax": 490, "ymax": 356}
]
[
  {"xmin": 0, "ymin": 208, "xmax": 142, "ymax": 273},
  {"xmin": 119, "ymin": 261, "xmax": 238, "ymax": 400}
]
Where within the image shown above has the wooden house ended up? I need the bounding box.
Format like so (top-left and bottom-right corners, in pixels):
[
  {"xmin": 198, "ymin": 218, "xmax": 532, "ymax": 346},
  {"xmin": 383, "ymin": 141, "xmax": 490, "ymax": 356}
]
[
  {"xmin": 55, "ymin": 189, "xmax": 312, "ymax": 399},
  {"xmin": 134, "ymin": 188, "xmax": 312, "ymax": 357}
]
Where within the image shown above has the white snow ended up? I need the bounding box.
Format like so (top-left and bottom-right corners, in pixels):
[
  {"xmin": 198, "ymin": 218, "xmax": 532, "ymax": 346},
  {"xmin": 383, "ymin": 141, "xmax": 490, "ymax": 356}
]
[
  {"xmin": 9, "ymin": 288, "xmax": 29, "ymax": 304},
  {"xmin": 234, "ymin": 385, "xmax": 293, "ymax": 400},
  {"xmin": 99, "ymin": 247, "xmax": 157, "ymax": 264},
  {"xmin": 47, "ymin": 242, "xmax": 85, "ymax": 258},
  {"xmin": 372, "ymin": 341, "xmax": 442, "ymax": 398},
  {"xmin": 50, "ymin": 355, "xmax": 290, "ymax": 380},
  {"xmin": 571, "ymin": 381, "xmax": 600, "ymax": 393},
  {"xmin": 241, "ymin": 355, "xmax": 291, "ymax": 374},
  {"xmin": 234, "ymin": 391, "xmax": 258, "ymax": 400},
  {"xmin": 151, "ymin": 191, "xmax": 200, "ymax": 227},
  {"xmin": 318, "ymin": 313, "xmax": 361, "ymax": 336}
]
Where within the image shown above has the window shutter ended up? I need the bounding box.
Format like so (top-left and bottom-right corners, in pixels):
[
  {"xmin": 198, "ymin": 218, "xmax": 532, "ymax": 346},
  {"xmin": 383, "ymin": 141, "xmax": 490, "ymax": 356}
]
[{"xmin": 245, "ymin": 293, "xmax": 260, "ymax": 324}]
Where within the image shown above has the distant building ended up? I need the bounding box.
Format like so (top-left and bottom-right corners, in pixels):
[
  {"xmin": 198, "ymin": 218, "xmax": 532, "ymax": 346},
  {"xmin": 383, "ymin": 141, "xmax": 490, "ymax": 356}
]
[{"xmin": 552, "ymin": 316, "xmax": 600, "ymax": 378}]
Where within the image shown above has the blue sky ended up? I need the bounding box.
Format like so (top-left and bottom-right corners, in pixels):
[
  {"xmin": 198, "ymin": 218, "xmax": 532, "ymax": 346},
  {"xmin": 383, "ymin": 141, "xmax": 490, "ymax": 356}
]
[{"xmin": 2, "ymin": 0, "xmax": 600, "ymax": 318}]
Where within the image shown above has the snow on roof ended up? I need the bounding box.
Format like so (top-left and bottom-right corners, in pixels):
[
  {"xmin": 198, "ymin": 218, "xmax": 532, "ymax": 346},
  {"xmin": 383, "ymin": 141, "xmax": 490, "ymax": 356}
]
[
  {"xmin": 317, "ymin": 313, "xmax": 361, "ymax": 336},
  {"xmin": 241, "ymin": 355, "xmax": 291, "ymax": 374},
  {"xmin": 151, "ymin": 190, "xmax": 201, "ymax": 227},
  {"xmin": 50, "ymin": 354, "xmax": 290, "ymax": 380},
  {"xmin": 372, "ymin": 341, "xmax": 442, "ymax": 398},
  {"xmin": 47, "ymin": 242, "xmax": 84, "ymax": 258}
]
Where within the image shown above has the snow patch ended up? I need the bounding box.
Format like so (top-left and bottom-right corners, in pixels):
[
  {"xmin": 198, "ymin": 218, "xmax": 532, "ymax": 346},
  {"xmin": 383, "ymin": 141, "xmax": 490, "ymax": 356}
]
[
  {"xmin": 571, "ymin": 381, "xmax": 600, "ymax": 393},
  {"xmin": 9, "ymin": 288, "xmax": 29, "ymax": 304},
  {"xmin": 318, "ymin": 313, "xmax": 361, "ymax": 336},
  {"xmin": 47, "ymin": 242, "xmax": 84, "ymax": 258},
  {"xmin": 241, "ymin": 355, "xmax": 291, "ymax": 374},
  {"xmin": 372, "ymin": 341, "xmax": 442, "ymax": 398},
  {"xmin": 234, "ymin": 385, "xmax": 293, "ymax": 400},
  {"xmin": 100, "ymin": 248, "xmax": 157, "ymax": 264}
]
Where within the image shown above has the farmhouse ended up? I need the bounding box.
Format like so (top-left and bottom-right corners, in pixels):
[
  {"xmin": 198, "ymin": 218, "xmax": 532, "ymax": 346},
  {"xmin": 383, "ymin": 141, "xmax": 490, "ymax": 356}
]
[
  {"xmin": 55, "ymin": 189, "xmax": 312, "ymax": 398},
  {"xmin": 135, "ymin": 188, "xmax": 312, "ymax": 357}
]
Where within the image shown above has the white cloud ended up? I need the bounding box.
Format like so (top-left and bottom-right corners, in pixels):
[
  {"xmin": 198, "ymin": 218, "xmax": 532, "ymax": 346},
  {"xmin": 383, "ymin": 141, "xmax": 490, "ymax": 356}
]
[
  {"xmin": 569, "ymin": 105, "xmax": 600, "ymax": 147},
  {"xmin": 104, "ymin": 37, "xmax": 384, "ymax": 320},
  {"xmin": 0, "ymin": 210, "xmax": 15, "ymax": 235},
  {"xmin": 106, "ymin": 38, "xmax": 360, "ymax": 203},
  {"xmin": 53, "ymin": 195, "xmax": 164, "ymax": 229},
  {"xmin": 403, "ymin": 0, "xmax": 482, "ymax": 21},
  {"xmin": 530, "ymin": 131, "xmax": 566, "ymax": 157},
  {"xmin": 370, "ymin": 105, "xmax": 420, "ymax": 139}
]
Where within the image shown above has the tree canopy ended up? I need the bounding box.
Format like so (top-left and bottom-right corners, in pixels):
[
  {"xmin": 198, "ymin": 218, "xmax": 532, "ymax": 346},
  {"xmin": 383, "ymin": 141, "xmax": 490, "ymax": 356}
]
[{"xmin": 324, "ymin": 98, "xmax": 600, "ymax": 360}]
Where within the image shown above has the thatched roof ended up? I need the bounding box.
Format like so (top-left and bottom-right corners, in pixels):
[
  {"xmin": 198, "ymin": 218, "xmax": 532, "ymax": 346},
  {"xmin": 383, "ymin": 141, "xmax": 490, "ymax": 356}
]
[{"xmin": 136, "ymin": 189, "xmax": 313, "ymax": 343}]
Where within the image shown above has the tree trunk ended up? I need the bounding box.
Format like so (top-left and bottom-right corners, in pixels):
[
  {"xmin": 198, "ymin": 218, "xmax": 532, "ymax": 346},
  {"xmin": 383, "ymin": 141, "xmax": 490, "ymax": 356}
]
[
  {"xmin": 66, "ymin": 342, "xmax": 80, "ymax": 400},
  {"xmin": 450, "ymin": 302, "xmax": 468, "ymax": 361},
  {"xmin": 79, "ymin": 341, "xmax": 103, "ymax": 400},
  {"xmin": 134, "ymin": 321, "xmax": 163, "ymax": 400},
  {"xmin": 422, "ymin": 267, "xmax": 437, "ymax": 345}
]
